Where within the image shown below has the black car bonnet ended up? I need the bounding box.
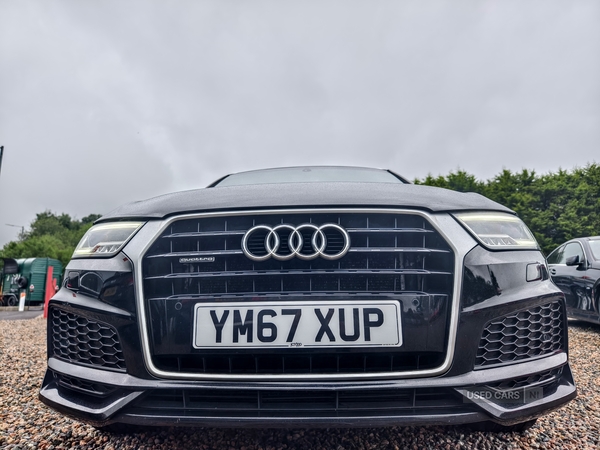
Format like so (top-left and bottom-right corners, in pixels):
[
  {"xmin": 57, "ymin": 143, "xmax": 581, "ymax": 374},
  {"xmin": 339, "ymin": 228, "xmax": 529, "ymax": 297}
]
[{"xmin": 97, "ymin": 182, "xmax": 513, "ymax": 222}]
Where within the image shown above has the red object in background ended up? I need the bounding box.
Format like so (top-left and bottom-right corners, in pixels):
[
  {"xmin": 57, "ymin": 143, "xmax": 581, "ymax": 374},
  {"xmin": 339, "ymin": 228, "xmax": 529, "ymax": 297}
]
[{"xmin": 43, "ymin": 266, "xmax": 54, "ymax": 319}]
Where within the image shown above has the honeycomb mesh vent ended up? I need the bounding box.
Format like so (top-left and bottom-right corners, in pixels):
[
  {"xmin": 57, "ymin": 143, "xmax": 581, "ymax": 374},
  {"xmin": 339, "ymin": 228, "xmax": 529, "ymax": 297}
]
[
  {"xmin": 50, "ymin": 308, "xmax": 126, "ymax": 372},
  {"xmin": 475, "ymin": 302, "xmax": 564, "ymax": 369}
]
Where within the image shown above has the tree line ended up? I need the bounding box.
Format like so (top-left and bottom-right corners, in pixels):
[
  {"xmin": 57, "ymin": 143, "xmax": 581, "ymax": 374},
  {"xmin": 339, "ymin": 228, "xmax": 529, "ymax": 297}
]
[
  {"xmin": 0, "ymin": 164, "xmax": 598, "ymax": 266},
  {"xmin": 415, "ymin": 163, "xmax": 600, "ymax": 254},
  {"xmin": 0, "ymin": 212, "xmax": 101, "ymax": 266}
]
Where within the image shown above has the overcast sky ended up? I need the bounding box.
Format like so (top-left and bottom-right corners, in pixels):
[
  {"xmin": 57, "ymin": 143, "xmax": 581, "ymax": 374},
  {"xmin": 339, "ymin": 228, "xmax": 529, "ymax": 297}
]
[{"xmin": 0, "ymin": 0, "xmax": 598, "ymax": 247}]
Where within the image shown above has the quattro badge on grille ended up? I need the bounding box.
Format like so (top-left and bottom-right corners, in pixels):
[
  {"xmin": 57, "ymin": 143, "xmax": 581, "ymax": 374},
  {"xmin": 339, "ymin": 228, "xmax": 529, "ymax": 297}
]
[
  {"xmin": 179, "ymin": 257, "xmax": 216, "ymax": 263},
  {"xmin": 241, "ymin": 223, "xmax": 350, "ymax": 261}
]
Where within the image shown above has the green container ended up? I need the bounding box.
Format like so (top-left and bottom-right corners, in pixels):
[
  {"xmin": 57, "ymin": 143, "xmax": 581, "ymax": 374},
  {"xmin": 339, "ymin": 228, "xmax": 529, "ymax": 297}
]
[{"xmin": 1, "ymin": 257, "xmax": 63, "ymax": 306}]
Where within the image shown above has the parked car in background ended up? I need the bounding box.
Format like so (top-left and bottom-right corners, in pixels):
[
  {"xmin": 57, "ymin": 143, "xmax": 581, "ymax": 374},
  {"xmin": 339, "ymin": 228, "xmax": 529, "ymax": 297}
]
[
  {"xmin": 40, "ymin": 166, "xmax": 575, "ymax": 432},
  {"xmin": 547, "ymin": 236, "xmax": 600, "ymax": 324}
]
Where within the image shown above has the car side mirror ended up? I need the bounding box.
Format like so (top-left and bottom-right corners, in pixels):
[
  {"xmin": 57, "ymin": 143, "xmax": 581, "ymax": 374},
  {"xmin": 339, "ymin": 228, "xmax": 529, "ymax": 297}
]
[{"xmin": 565, "ymin": 255, "xmax": 581, "ymax": 266}]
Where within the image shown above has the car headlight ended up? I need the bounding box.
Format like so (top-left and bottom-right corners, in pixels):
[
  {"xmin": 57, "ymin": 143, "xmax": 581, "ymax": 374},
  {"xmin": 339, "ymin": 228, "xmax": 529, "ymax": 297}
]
[
  {"xmin": 453, "ymin": 212, "xmax": 538, "ymax": 250},
  {"xmin": 73, "ymin": 221, "xmax": 145, "ymax": 258}
]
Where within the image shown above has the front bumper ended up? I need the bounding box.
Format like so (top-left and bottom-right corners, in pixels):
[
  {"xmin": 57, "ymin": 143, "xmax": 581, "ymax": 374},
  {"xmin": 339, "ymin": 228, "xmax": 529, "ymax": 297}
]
[{"xmin": 39, "ymin": 352, "xmax": 575, "ymax": 428}]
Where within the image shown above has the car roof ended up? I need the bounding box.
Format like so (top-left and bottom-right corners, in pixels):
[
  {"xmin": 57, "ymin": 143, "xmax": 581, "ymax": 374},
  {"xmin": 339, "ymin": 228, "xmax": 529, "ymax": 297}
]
[
  {"xmin": 571, "ymin": 236, "xmax": 600, "ymax": 242},
  {"xmin": 208, "ymin": 165, "xmax": 411, "ymax": 187}
]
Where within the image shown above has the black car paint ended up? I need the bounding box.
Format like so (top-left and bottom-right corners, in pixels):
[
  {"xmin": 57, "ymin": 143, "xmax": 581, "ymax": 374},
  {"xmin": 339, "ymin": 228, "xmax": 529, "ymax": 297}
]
[{"xmin": 97, "ymin": 181, "xmax": 512, "ymax": 223}]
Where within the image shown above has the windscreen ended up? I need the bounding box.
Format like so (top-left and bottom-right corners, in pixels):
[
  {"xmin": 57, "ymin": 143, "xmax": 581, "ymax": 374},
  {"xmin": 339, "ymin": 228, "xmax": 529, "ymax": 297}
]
[
  {"xmin": 588, "ymin": 240, "xmax": 600, "ymax": 260},
  {"xmin": 213, "ymin": 167, "xmax": 407, "ymax": 187}
]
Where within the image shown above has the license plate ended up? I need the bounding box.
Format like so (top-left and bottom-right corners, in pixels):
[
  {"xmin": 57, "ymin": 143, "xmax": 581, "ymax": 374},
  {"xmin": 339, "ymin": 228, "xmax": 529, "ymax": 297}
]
[{"xmin": 193, "ymin": 300, "xmax": 402, "ymax": 349}]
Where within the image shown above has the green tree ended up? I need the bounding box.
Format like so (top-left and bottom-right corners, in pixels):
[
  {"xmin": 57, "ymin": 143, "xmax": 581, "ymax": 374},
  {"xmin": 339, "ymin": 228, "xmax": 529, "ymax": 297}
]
[
  {"xmin": 417, "ymin": 164, "xmax": 600, "ymax": 255},
  {"xmin": 415, "ymin": 170, "xmax": 486, "ymax": 194},
  {"xmin": 0, "ymin": 212, "xmax": 101, "ymax": 266}
]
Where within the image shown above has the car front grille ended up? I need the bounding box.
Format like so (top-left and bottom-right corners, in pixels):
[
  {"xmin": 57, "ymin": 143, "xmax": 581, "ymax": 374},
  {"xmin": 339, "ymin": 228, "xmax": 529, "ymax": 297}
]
[
  {"xmin": 141, "ymin": 211, "xmax": 455, "ymax": 377},
  {"xmin": 143, "ymin": 211, "xmax": 454, "ymax": 298},
  {"xmin": 50, "ymin": 308, "xmax": 126, "ymax": 372},
  {"xmin": 475, "ymin": 302, "xmax": 564, "ymax": 369}
]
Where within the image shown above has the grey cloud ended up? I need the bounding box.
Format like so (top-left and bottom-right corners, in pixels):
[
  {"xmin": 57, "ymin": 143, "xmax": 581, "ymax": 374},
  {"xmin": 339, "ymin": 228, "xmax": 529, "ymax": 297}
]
[{"xmin": 1, "ymin": 0, "xmax": 598, "ymax": 246}]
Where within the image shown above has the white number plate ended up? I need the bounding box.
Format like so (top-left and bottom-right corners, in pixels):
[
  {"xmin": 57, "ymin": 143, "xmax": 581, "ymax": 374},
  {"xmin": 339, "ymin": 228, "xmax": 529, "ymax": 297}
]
[{"xmin": 193, "ymin": 300, "xmax": 402, "ymax": 349}]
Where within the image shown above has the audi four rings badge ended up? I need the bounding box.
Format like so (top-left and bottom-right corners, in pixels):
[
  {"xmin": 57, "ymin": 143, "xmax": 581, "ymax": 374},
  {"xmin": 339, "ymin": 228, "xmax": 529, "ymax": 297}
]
[{"xmin": 241, "ymin": 224, "xmax": 351, "ymax": 261}]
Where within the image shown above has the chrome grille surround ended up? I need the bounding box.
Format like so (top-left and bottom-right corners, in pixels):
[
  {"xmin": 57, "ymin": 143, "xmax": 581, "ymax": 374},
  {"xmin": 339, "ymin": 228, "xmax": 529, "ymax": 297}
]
[{"xmin": 131, "ymin": 208, "xmax": 471, "ymax": 381}]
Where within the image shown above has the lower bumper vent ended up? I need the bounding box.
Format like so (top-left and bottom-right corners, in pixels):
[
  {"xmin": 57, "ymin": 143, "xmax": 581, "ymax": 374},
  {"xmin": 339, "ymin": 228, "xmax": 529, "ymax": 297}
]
[
  {"xmin": 50, "ymin": 308, "xmax": 126, "ymax": 372},
  {"xmin": 131, "ymin": 387, "xmax": 469, "ymax": 417},
  {"xmin": 55, "ymin": 373, "xmax": 118, "ymax": 397},
  {"xmin": 475, "ymin": 302, "xmax": 564, "ymax": 369}
]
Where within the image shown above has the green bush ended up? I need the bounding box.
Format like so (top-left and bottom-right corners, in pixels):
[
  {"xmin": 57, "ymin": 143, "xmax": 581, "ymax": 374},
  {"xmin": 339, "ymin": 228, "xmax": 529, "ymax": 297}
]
[
  {"xmin": 0, "ymin": 212, "xmax": 101, "ymax": 266},
  {"xmin": 415, "ymin": 163, "xmax": 600, "ymax": 255}
]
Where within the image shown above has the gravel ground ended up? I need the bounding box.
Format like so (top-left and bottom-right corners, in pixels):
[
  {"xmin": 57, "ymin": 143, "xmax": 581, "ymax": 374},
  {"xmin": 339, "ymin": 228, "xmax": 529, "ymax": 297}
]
[{"xmin": 1, "ymin": 317, "xmax": 598, "ymax": 449}]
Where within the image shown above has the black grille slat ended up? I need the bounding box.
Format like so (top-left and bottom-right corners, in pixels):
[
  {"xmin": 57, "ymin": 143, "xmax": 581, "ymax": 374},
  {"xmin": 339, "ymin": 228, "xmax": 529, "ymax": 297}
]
[
  {"xmin": 349, "ymin": 247, "xmax": 449, "ymax": 253},
  {"xmin": 148, "ymin": 292, "xmax": 446, "ymax": 300},
  {"xmin": 145, "ymin": 268, "xmax": 452, "ymax": 281},
  {"xmin": 146, "ymin": 250, "xmax": 243, "ymax": 259},
  {"xmin": 162, "ymin": 230, "xmax": 246, "ymax": 238},
  {"xmin": 50, "ymin": 308, "xmax": 126, "ymax": 372},
  {"xmin": 146, "ymin": 247, "xmax": 450, "ymax": 261},
  {"xmin": 347, "ymin": 228, "xmax": 435, "ymax": 233},
  {"xmin": 475, "ymin": 302, "xmax": 564, "ymax": 369}
]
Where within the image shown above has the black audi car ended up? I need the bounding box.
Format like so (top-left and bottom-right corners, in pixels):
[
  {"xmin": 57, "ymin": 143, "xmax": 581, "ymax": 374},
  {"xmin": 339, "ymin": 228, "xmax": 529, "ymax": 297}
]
[
  {"xmin": 39, "ymin": 166, "xmax": 575, "ymax": 432},
  {"xmin": 547, "ymin": 236, "xmax": 600, "ymax": 324}
]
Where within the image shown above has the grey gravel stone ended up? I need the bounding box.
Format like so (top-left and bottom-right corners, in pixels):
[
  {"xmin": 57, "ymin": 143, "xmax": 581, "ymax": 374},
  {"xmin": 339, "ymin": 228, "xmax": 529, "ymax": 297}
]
[{"xmin": 1, "ymin": 316, "xmax": 598, "ymax": 449}]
